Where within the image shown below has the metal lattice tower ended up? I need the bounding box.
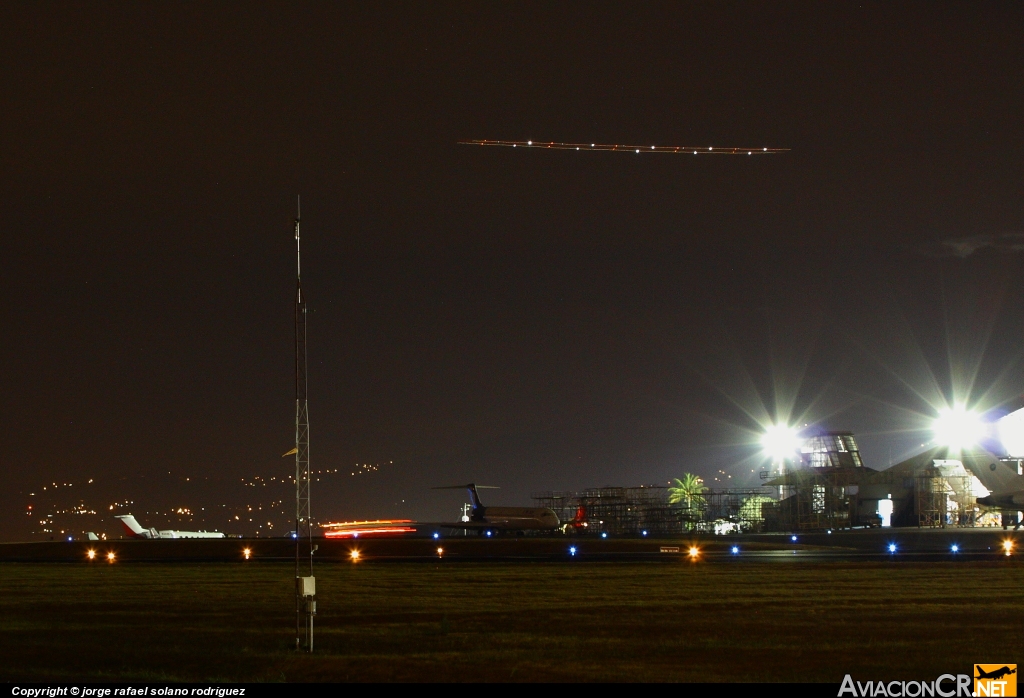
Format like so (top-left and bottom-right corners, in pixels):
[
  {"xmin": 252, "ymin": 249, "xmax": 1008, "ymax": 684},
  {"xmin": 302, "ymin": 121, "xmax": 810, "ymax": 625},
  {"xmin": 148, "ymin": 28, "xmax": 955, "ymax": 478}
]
[{"xmin": 293, "ymin": 198, "xmax": 314, "ymax": 650}]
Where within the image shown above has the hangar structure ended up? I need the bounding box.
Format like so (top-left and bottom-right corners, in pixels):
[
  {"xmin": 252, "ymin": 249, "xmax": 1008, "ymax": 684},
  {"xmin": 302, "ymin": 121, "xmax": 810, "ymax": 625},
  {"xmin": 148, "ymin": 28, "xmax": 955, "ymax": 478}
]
[
  {"xmin": 532, "ymin": 429, "xmax": 1019, "ymax": 535},
  {"xmin": 760, "ymin": 431, "xmax": 1010, "ymax": 531},
  {"xmin": 531, "ymin": 485, "xmax": 777, "ymax": 535}
]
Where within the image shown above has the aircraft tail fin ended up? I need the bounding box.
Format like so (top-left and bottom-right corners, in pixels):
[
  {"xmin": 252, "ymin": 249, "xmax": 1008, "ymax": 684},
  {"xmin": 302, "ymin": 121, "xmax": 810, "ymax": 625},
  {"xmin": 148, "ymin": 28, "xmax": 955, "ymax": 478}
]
[
  {"xmin": 115, "ymin": 514, "xmax": 147, "ymax": 538},
  {"xmin": 432, "ymin": 483, "xmax": 499, "ymax": 515},
  {"xmin": 86, "ymin": 532, "xmax": 99, "ymax": 541}
]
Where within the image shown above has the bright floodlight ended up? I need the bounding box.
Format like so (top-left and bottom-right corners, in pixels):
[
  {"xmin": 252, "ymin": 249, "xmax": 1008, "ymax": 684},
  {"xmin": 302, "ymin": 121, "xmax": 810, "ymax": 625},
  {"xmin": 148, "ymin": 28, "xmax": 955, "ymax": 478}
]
[
  {"xmin": 997, "ymin": 407, "xmax": 1024, "ymax": 457},
  {"xmin": 761, "ymin": 424, "xmax": 802, "ymax": 462},
  {"xmin": 932, "ymin": 404, "xmax": 984, "ymax": 450}
]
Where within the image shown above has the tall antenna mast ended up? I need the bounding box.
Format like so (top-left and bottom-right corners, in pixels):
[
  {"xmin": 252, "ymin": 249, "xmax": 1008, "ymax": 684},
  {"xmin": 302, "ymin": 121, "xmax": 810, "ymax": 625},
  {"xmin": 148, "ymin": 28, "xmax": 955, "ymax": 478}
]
[{"xmin": 294, "ymin": 196, "xmax": 315, "ymax": 651}]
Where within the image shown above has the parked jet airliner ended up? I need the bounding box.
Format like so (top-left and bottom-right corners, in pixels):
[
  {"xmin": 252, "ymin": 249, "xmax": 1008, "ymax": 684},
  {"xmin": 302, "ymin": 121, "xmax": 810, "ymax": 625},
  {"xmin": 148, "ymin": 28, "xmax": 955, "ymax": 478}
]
[
  {"xmin": 434, "ymin": 484, "xmax": 560, "ymax": 533},
  {"xmin": 115, "ymin": 514, "xmax": 226, "ymax": 539}
]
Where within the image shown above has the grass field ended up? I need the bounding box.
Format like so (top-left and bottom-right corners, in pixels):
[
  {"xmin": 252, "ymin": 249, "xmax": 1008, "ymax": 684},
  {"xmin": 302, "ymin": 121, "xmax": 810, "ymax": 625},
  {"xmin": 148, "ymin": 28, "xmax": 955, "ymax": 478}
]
[{"xmin": 0, "ymin": 560, "xmax": 1019, "ymax": 682}]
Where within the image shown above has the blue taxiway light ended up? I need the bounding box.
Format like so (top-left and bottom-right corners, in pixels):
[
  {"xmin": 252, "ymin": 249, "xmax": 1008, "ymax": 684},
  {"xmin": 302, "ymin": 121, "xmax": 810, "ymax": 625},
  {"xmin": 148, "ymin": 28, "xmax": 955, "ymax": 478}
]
[
  {"xmin": 642, "ymin": 530, "xmax": 648, "ymax": 536},
  {"xmin": 731, "ymin": 546, "xmax": 739, "ymax": 554},
  {"xmin": 888, "ymin": 543, "xmax": 897, "ymax": 553},
  {"xmin": 951, "ymin": 544, "xmax": 959, "ymax": 553},
  {"xmin": 569, "ymin": 546, "xmax": 577, "ymax": 556},
  {"xmin": 485, "ymin": 530, "xmax": 492, "ymax": 537},
  {"xmin": 601, "ymin": 532, "xmax": 608, "ymax": 538},
  {"xmin": 432, "ymin": 532, "xmax": 439, "ymax": 539},
  {"xmin": 791, "ymin": 535, "xmax": 797, "ymax": 542}
]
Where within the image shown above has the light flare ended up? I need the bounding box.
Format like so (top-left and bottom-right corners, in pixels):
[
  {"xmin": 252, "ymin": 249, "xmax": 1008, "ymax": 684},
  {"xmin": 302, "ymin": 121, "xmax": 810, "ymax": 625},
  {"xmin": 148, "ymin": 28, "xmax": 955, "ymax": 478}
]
[
  {"xmin": 932, "ymin": 404, "xmax": 985, "ymax": 450},
  {"xmin": 761, "ymin": 424, "xmax": 803, "ymax": 462}
]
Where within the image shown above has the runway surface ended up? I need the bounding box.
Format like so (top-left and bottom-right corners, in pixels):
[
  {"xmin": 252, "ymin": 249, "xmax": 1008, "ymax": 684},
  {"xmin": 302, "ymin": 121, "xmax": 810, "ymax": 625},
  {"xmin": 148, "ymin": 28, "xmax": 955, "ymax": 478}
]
[{"xmin": 1, "ymin": 527, "xmax": 1019, "ymax": 563}]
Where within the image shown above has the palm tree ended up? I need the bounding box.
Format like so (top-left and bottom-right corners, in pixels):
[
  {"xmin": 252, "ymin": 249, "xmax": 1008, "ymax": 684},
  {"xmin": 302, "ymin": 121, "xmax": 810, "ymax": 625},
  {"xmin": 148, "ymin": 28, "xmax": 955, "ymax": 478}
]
[{"xmin": 668, "ymin": 473, "xmax": 707, "ymax": 514}]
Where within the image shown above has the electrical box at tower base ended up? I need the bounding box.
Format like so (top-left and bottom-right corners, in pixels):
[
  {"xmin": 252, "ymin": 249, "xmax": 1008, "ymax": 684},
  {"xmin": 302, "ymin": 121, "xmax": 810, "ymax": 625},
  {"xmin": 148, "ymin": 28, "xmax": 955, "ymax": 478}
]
[{"xmin": 298, "ymin": 576, "xmax": 316, "ymax": 597}]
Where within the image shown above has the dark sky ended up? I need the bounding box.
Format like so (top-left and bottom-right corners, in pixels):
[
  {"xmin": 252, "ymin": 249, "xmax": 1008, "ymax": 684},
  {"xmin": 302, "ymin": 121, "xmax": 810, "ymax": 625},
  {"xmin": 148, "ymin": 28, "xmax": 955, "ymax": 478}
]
[{"xmin": 2, "ymin": 2, "xmax": 1023, "ymax": 540}]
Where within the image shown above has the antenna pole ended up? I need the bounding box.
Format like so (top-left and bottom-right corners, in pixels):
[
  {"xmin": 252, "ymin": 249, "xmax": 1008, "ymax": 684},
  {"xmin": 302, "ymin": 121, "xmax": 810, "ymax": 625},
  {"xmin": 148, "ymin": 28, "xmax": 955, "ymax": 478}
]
[{"xmin": 293, "ymin": 196, "xmax": 314, "ymax": 651}]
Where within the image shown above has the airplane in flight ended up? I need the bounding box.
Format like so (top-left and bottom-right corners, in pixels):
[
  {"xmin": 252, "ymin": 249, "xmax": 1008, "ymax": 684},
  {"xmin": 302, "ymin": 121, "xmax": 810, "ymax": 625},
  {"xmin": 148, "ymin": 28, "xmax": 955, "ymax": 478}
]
[
  {"xmin": 975, "ymin": 666, "xmax": 1016, "ymax": 681},
  {"xmin": 434, "ymin": 484, "xmax": 560, "ymax": 534},
  {"xmin": 115, "ymin": 514, "xmax": 226, "ymax": 539}
]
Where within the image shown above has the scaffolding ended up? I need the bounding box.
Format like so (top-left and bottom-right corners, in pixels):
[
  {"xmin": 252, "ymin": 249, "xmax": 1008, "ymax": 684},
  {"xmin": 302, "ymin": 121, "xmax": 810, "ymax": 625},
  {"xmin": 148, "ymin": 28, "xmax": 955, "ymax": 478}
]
[
  {"xmin": 531, "ymin": 486, "xmax": 776, "ymax": 535},
  {"xmin": 917, "ymin": 463, "xmax": 975, "ymax": 527},
  {"xmin": 763, "ymin": 468, "xmax": 856, "ymax": 531}
]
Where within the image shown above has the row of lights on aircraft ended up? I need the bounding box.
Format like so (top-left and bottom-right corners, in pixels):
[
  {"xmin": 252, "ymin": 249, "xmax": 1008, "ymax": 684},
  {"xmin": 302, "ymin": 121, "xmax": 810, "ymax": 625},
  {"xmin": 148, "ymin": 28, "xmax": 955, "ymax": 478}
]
[{"xmin": 518, "ymin": 141, "xmax": 770, "ymax": 154}]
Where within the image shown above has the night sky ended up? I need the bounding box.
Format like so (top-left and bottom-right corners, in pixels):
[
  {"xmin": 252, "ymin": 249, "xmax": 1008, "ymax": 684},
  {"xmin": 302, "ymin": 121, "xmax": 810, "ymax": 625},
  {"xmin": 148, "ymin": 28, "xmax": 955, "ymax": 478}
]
[{"xmin": 3, "ymin": 2, "xmax": 1024, "ymax": 540}]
